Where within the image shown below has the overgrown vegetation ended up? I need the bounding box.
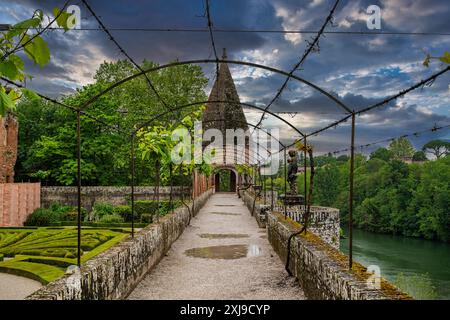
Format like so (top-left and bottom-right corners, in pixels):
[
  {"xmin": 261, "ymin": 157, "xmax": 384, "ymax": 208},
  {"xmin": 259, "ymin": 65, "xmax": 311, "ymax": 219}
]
[
  {"xmin": 24, "ymin": 200, "xmax": 182, "ymax": 227},
  {"xmin": 296, "ymin": 139, "xmax": 450, "ymax": 242},
  {"xmin": 15, "ymin": 59, "xmax": 208, "ymax": 186}
]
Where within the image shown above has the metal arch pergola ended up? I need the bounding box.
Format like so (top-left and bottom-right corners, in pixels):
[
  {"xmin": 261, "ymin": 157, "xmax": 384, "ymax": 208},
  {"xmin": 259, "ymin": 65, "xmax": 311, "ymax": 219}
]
[{"xmin": 3, "ymin": 0, "xmax": 449, "ymax": 271}]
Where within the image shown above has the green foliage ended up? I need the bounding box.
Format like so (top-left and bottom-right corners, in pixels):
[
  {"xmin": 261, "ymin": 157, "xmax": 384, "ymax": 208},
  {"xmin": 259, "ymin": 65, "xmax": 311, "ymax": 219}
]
[
  {"xmin": 99, "ymin": 214, "xmax": 124, "ymax": 224},
  {"xmin": 91, "ymin": 202, "xmax": 115, "ymax": 222},
  {"xmin": 423, "ymin": 51, "xmax": 450, "ymax": 67},
  {"xmin": 25, "ymin": 204, "xmax": 87, "ymax": 226},
  {"xmin": 15, "ymin": 59, "xmax": 208, "ymax": 185},
  {"xmin": 311, "ymin": 148, "xmax": 450, "ymax": 242},
  {"xmin": 113, "ymin": 205, "xmax": 132, "ymax": 222},
  {"xmin": 140, "ymin": 214, "xmax": 153, "ymax": 224},
  {"xmin": 370, "ymin": 147, "xmax": 392, "ymax": 162},
  {"xmin": 412, "ymin": 151, "xmax": 428, "ymax": 162},
  {"xmin": 134, "ymin": 200, "xmax": 159, "ymax": 216},
  {"xmin": 389, "ymin": 137, "xmax": 415, "ymax": 160},
  {"xmin": 0, "ymin": 6, "xmax": 72, "ymax": 116},
  {"xmin": 422, "ymin": 140, "xmax": 450, "ymax": 159},
  {"xmin": 24, "ymin": 208, "xmax": 59, "ymax": 226},
  {"xmin": 0, "ymin": 227, "xmax": 127, "ymax": 283},
  {"xmin": 394, "ymin": 273, "xmax": 438, "ymax": 300}
]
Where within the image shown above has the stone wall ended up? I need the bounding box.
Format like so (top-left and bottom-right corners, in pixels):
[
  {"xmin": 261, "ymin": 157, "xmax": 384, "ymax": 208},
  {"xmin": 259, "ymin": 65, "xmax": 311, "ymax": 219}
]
[
  {"xmin": 239, "ymin": 190, "xmax": 340, "ymax": 248},
  {"xmin": 0, "ymin": 183, "xmax": 40, "ymax": 227},
  {"xmin": 267, "ymin": 212, "xmax": 412, "ymax": 300},
  {"xmin": 273, "ymin": 204, "xmax": 340, "ymax": 249},
  {"xmin": 0, "ymin": 114, "xmax": 18, "ymax": 183},
  {"xmin": 41, "ymin": 186, "xmax": 190, "ymax": 211},
  {"xmin": 26, "ymin": 188, "xmax": 213, "ymax": 300}
]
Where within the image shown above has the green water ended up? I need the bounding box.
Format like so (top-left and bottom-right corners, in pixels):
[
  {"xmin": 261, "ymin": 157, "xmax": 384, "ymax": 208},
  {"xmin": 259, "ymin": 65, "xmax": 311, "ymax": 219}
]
[{"xmin": 340, "ymin": 228, "xmax": 450, "ymax": 300}]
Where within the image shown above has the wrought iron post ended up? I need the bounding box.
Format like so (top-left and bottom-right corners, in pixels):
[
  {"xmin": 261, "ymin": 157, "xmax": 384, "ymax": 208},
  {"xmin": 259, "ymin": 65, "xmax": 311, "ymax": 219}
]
[
  {"xmin": 270, "ymin": 176, "xmax": 274, "ymax": 210},
  {"xmin": 349, "ymin": 113, "xmax": 356, "ymax": 269},
  {"xmin": 130, "ymin": 134, "xmax": 135, "ymax": 238},
  {"xmin": 76, "ymin": 110, "xmax": 81, "ymax": 267},
  {"xmin": 304, "ymin": 137, "xmax": 307, "ymax": 212},
  {"xmin": 284, "ymin": 147, "xmax": 287, "ymax": 219},
  {"xmin": 169, "ymin": 162, "xmax": 173, "ymax": 212}
]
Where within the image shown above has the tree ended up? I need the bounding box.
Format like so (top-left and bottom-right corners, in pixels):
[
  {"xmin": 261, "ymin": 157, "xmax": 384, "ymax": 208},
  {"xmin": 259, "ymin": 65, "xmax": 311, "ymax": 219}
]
[
  {"xmin": 388, "ymin": 138, "xmax": 415, "ymax": 160},
  {"xmin": 370, "ymin": 147, "xmax": 393, "ymax": 162},
  {"xmin": 422, "ymin": 140, "xmax": 450, "ymax": 159},
  {"xmin": 412, "ymin": 151, "xmax": 427, "ymax": 162},
  {"xmin": 15, "ymin": 59, "xmax": 208, "ymax": 185}
]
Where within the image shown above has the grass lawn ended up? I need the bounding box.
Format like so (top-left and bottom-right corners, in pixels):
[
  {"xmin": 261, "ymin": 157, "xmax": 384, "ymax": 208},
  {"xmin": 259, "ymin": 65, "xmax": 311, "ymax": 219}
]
[{"xmin": 0, "ymin": 227, "xmax": 129, "ymax": 284}]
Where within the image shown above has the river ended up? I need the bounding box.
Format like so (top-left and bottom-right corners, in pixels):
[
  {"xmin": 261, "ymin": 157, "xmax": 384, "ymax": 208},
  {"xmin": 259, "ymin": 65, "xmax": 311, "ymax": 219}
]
[{"xmin": 340, "ymin": 228, "xmax": 450, "ymax": 300}]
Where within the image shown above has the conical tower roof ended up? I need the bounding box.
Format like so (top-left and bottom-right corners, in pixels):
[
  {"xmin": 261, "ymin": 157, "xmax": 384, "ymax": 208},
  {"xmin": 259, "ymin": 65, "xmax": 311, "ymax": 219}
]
[{"xmin": 202, "ymin": 49, "xmax": 249, "ymax": 134}]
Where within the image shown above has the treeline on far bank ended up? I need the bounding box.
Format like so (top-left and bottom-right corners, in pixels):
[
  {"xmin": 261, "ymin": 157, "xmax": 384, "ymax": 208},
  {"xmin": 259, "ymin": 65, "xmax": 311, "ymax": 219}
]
[{"xmin": 295, "ymin": 142, "xmax": 449, "ymax": 243}]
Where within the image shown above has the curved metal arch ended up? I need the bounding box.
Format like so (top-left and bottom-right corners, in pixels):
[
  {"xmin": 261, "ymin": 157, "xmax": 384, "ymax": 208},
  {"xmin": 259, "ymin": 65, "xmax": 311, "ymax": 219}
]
[
  {"xmin": 133, "ymin": 100, "xmax": 305, "ymax": 138},
  {"xmin": 166, "ymin": 115, "xmax": 286, "ymax": 149},
  {"xmin": 79, "ymin": 59, "xmax": 352, "ymax": 114},
  {"xmin": 202, "ymin": 118, "xmax": 285, "ymax": 148}
]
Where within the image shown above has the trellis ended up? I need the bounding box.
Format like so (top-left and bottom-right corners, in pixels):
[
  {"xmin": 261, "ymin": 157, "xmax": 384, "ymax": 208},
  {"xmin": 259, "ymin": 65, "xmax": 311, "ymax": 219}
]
[{"xmin": 1, "ymin": 0, "xmax": 449, "ymax": 271}]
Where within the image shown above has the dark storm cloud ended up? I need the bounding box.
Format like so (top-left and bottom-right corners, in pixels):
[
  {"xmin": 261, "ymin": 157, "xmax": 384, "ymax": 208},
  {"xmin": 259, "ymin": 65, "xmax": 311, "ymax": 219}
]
[{"xmin": 2, "ymin": 0, "xmax": 449, "ymax": 149}]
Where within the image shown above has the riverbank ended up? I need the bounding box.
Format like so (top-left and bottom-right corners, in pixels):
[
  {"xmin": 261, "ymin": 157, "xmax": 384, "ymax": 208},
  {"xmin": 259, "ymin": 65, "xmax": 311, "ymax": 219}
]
[{"xmin": 340, "ymin": 227, "xmax": 450, "ymax": 299}]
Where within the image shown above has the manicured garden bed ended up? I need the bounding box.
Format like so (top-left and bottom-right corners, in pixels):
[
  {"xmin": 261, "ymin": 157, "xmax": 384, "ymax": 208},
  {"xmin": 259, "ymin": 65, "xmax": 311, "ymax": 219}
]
[{"xmin": 0, "ymin": 227, "xmax": 129, "ymax": 284}]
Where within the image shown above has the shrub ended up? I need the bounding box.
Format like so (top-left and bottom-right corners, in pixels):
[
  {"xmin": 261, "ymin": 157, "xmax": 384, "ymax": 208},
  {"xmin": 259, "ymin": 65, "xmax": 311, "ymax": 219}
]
[
  {"xmin": 159, "ymin": 200, "xmax": 181, "ymax": 215},
  {"xmin": 134, "ymin": 201, "xmax": 159, "ymax": 216},
  {"xmin": 99, "ymin": 214, "xmax": 124, "ymax": 224},
  {"xmin": 92, "ymin": 202, "xmax": 115, "ymax": 222},
  {"xmin": 24, "ymin": 208, "xmax": 59, "ymax": 226},
  {"xmin": 113, "ymin": 205, "xmax": 132, "ymax": 222},
  {"xmin": 140, "ymin": 214, "xmax": 153, "ymax": 224}
]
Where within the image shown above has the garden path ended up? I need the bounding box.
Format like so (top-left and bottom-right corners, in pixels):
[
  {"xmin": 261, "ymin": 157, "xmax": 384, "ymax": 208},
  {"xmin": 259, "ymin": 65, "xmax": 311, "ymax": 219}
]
[
  {"xmin": 128, "ymin": 193, "xmax": 305, "ymax": 300},
  {"xmin": 0, "ymin": 273, "xmax": 42, "ymax": 300}
]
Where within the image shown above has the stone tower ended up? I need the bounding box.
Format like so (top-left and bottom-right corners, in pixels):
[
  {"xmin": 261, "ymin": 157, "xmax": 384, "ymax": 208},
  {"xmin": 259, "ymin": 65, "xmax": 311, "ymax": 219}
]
[
  {"xmin": 202, "ymin": 48, "xmax": 249, "ymax": 163},
  {"xmin": 0, "ymin": 113, "xmax": 18, "ymax": 183},
  {"xmin": 202, "ymin": 49, "xmax": 250, "ymax": 191}
]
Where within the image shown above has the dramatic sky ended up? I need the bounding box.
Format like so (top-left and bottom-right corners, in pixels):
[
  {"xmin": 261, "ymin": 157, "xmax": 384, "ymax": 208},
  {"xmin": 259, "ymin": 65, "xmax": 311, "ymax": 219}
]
[{"xmin": 1, "ymin": 0, "xmax": 449, "ymax": 155}]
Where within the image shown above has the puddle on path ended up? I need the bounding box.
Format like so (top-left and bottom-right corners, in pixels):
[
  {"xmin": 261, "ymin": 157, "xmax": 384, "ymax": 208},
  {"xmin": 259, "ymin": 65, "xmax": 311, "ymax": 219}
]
[
  {"xmin": 210, "ymin": 212, "xmax": 241, "ymax": 216},
  {"xmin": 214, "ymin": 204, "xmax": 236, "ymax": 207},
  {"xmin": 198, "ymin": 233, "xmax": 249, "ymax": 239},
  {"xmin": 260, "ymin": 235, "xmax": 267, "ymax": 239},
  {"xmin": 185, "ymin": 244, "xmax": 262, "ymax": 260}
]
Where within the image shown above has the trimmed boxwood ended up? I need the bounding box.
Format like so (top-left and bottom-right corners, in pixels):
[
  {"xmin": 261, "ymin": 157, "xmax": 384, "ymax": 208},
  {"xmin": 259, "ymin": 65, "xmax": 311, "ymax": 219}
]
[
  {"xmin": 113, "ymin": 205, "xmax": 132, "ymax": 222},
  {"xmin": 99, "ymin": 214, "xmax": 124, "ymax": 224}
]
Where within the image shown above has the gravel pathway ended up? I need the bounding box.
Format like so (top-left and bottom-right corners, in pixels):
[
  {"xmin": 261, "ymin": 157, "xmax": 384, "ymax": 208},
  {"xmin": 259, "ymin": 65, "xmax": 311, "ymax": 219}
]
[
  {"xmin": 0, "ymin": 273, "xmax": 42, "ymax": 300},
  {"xmin": 128, "ymin": 193, "xmax": 305, "ymax": 300}
]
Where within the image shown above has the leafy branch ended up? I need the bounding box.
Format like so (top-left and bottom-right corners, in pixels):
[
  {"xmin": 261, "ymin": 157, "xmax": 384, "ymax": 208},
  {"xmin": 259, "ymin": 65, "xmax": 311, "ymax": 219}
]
[{"xmin": 0, "ymin": 4, "xmax": 73, "ymax": 116}]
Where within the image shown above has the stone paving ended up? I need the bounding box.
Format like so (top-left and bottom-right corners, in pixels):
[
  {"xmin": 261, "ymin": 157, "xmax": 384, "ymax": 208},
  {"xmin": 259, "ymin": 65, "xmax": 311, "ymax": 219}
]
[
  {"xmin": 128, "ymin": 192, "xmax": 305, "ymax": 300},
  {"xmin": 0, "ymin": 273, "xmax": 42, "ymax": 300}
]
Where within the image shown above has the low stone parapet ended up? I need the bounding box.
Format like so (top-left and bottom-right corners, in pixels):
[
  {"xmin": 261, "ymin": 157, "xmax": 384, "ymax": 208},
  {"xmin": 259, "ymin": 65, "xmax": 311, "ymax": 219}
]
[
  {"xmin": 26, "ymin": 189, "xmax": 213, "ymax": 300},
  {"xmin": 267, "ymin": 211, "xmax": 412, "ymax": 300}
]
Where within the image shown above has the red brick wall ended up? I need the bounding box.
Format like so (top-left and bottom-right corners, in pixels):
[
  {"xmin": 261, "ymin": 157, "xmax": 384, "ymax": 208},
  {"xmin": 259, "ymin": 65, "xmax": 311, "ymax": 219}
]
[
  {"xmin": 0, "ymin": 114, "xmax": 18, "ymax": 183},
  {"xmin": 192, "ymin": 171, "xmax": 214, "ymax": 198},
  {"xmin": 0, "ymin": 183, "xmax": 40, "ymax": 227}
]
